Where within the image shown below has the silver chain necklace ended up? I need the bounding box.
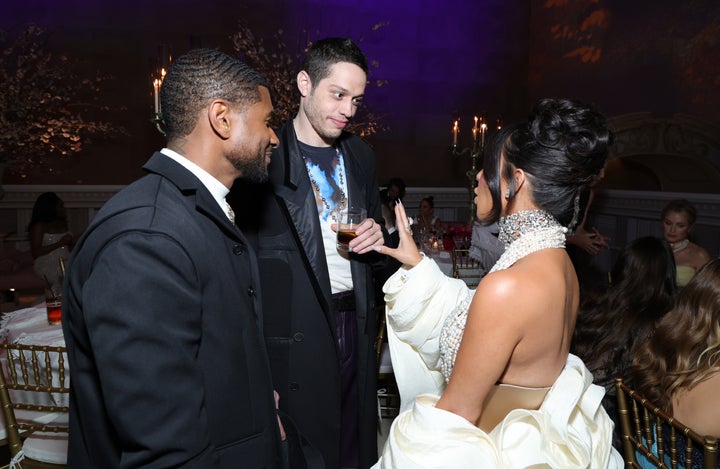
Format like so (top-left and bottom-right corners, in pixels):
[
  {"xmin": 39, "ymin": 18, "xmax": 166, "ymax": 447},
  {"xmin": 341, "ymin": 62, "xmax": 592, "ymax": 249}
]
[{"xmin": 301, "ymin": 146, "xmax": 347, "ymax": 216}]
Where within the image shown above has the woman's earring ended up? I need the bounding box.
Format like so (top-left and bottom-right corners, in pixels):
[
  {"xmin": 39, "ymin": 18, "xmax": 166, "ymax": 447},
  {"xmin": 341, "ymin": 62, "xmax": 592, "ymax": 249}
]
[{"xmin": 504, "ymin": 190, "xmax": 510, "ymax": 199}]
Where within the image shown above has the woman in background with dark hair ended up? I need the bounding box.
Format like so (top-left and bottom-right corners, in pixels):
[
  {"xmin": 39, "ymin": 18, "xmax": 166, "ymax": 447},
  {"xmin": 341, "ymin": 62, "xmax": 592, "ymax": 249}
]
[
  {"xmin": 380, "ymin": 177, "xmax": 406, "ymax": 208},
  {"xmin": 372, "ymin": 98, "xmax": 622, "ymax": 468},
  {"xmin": 415, "ymin": 196, "xmax": 442, "ymax": 232},
  {"xmin": 28, "ymin": 191, "xmax": 74, "ymax": 287},
  {"xmin": 572, "ymin": 236, "xmax": 677, "ymax": 448}
]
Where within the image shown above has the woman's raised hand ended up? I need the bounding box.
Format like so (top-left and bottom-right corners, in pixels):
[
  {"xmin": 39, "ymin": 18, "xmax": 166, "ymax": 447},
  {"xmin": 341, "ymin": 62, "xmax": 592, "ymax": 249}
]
[{"xmin": 373, "ymin": 200, "xmax": 424, "ymax": 268}]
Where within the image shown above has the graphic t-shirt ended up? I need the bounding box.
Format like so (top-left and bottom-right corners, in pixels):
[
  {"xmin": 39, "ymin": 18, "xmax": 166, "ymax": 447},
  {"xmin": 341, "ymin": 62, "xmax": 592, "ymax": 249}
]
[{"xmin": 300, "ymin": 141, "xmax": 353, "ymax": 293}]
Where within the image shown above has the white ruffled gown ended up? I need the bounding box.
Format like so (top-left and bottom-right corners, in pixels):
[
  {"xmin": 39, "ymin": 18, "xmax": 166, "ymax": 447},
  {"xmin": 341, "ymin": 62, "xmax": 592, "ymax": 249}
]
[{"xmin": 373, "ymin": 211, "xmax": 623, "ymax": 469}]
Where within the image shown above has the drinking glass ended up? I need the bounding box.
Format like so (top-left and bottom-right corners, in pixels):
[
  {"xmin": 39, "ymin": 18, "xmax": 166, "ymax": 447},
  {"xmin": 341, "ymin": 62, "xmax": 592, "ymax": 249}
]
[
  {"xmin": 45, "ymin": 286, "xmax": 62, "ymax": 325},
  {"xmin": 336, "ymin": 207, "xmax": 367, "ymax": 252}
]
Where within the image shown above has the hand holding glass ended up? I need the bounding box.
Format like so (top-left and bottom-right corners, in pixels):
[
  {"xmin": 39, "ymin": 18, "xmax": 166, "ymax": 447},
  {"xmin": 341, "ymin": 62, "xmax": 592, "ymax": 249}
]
[{"xmin": 336, "ymin": 207, "xmax": 367, "ymax": 252}]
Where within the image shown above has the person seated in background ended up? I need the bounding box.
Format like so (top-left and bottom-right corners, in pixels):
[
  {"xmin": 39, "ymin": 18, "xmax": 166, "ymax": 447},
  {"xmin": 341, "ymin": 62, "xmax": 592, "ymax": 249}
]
[
  {"xmin": 412, "ymin": 195, "xmax": 442, "ymax": 234},
  {"xmin": 566, "ymin": 164, "xmax": 609, "ymax": 256},
  {"xmin": 28, "ymin": 192, "xmax": 74, "ymax": 287},
  {"xmin": 572, "ymin": 236, "xmax": 677, "ymax": 449},
  {"xmin": 468, "ymin": 221, "xmax": 504, "ymax": 272},
  {"xmin": 373, "ymin": 202, "xmax": 403, "ymax": 314},
  {"xmin": 381, "ymin": 202, "xmax": 400, "ymax": 249},
  {"xmin": 565, "ymin": 164, "xmax": 611, "ymax": 295},
  {"xmin": 631, "ymin": 259, "xmax": 720, "ymax": 465},
  {"xmin": 661, "ymin": 198, "xmax": 711, "ymax": 287},
  {"xmin": 380, "ymin": 177, "xmax": 406, "ymax": 208}
]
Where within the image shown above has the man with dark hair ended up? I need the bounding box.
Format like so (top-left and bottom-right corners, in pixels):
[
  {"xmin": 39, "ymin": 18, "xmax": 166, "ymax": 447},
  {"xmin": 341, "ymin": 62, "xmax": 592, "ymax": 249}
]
[
  {"xmin": 63, "ymin": 49, "xmax": 283, "ymax": 468},
  {"xmin": 231, "ymin": 37, "xmax": 386, "ymax": 469},
  {"xmin": 379, "ymin": 177, "xmax": 406, "ymax": 208}
]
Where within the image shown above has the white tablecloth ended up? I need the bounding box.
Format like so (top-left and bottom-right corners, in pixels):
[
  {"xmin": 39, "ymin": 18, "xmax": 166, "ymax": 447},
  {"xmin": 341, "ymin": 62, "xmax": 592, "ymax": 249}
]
[
  {"xmin": 1, "ymin": 304, "xmax": 65, "ymax": 347},
  {"xmin": 0, "ymin": 304, "xmax": 68, "ymax": 407},
  {"xmin": 427, "ymin": 251, "xmax": 454, "ymax": 277}
]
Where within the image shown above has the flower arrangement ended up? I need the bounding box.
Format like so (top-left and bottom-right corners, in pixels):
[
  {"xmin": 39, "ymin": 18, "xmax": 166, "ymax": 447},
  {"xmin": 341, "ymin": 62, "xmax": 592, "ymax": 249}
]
[
  {"xmin": 231, "ymin": 22, "xmax": 389, "ymax": 139},
  {"xmin": 0, "ymin": 25, "xmax": 124, "ymax": 176}
]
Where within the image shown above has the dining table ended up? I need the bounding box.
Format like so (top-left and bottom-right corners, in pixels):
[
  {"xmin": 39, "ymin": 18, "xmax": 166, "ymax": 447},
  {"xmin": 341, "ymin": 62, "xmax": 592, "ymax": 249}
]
[
  {"xmin": 0, "ymin": 302, "xmax": 68, "ymax": 409},
  {"xmin": 426, "ymin": 249, "xmax": 454, "ymax": 277},
  {"xmin": 1, "ymin": 302, "xmax": 65, "ymax": 348}
]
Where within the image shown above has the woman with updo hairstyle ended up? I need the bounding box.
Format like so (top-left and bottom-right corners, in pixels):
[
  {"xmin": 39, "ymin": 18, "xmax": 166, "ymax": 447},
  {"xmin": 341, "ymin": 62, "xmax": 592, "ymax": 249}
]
[
  {"xmin": 416, "ymin": 196, "xmax": 442, "ymax": 232},
  {"xmin": 372, "ymin": 98, "xmax": 622, "ymax": 468},
  {"xmin": 631, "ymin": 259, "xmax": 720, "ymax": 465},
  {"xmin": 482, "ymin": 101, "xmax": 609, "ymax": 227}
]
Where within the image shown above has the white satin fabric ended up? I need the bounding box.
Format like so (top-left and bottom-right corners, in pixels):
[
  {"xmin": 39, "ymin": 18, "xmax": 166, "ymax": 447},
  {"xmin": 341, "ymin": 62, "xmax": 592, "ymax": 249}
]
[{"xmin": 373, "ymin": 257, "xmax": 623, "ymax": 468}]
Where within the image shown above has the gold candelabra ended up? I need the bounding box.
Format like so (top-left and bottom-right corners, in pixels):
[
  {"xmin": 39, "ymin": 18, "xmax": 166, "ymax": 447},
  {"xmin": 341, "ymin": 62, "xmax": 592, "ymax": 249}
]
[
  {"xmin": 150, "ymin": 67, "xmax": 167, "ymax": 136},
  {"xmin": 451, "ymin": 115, "xmax": 487, "ymax": 223},
  {"xmin": 150, "ymin": 45, "xmax": 171, "ymax": 136}
]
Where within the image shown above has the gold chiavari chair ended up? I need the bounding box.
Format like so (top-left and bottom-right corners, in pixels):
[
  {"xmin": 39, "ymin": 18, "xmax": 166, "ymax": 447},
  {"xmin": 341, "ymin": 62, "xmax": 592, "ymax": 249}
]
[
  {"xmin": 451, "ymin": 248, "xmax": 484, "ymax": 288},
  {"xmin": 615, "ymin": 377, "xmax": 718, "ymax": 468},
  {"xmin": 0, "ymin": 343, "xmax": 69, "ymax": 468}
]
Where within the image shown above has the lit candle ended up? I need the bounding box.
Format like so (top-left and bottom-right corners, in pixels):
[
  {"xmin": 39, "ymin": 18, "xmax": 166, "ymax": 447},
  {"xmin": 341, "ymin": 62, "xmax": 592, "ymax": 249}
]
[
  {"xmin": 153, "ymin": 79, "xmax": 161, "ymax": 115},
  {"xmin": 480, "ymin": 122, "xmax": 487, "ymax": 147},
  {"xmin": 472, "ymin": 115, "xmax": 479, "ymax": 142},
  {"xmin": 452, "ymin": 119, "xmax": 459, "ymax": 146}
]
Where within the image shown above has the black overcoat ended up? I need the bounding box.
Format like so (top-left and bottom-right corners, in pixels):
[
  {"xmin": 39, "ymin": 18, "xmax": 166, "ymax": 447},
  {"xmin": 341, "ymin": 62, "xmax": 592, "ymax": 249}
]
[
  {"xmin": 63, "ymin": 153, "xmax": 282, "ymax": 468},
  {"xmin": 231, "ymin": 124, "xmax": 385, "ymax": 469}
]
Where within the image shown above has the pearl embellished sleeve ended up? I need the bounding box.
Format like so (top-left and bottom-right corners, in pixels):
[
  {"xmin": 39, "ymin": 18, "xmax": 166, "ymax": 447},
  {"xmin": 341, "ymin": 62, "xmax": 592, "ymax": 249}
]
[{"xmin": 382, "ymin": 255, "xmax": 472, "ymax": 412}]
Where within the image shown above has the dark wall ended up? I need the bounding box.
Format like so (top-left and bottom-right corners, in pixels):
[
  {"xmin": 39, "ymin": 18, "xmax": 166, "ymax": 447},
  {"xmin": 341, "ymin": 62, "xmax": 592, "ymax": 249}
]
[
  {"xmin": 1, "ymin": 0, "xmax": 530, "ymax": 187},
  {"xmin": 2, "ymin": 0, "xmax": 718, "ymax": 189},
  {"xmin": 528, "ymin": 0, "xmax": 720, "ymax": 125}
]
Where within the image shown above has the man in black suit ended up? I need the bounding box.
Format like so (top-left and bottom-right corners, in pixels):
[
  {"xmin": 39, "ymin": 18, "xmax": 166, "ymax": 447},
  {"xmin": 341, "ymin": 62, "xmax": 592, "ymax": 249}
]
[
  {"xmin": 62, "ymin": 49, "xmax": 283, "ymax": 468},
  {"xmin": 231, "ymin": 37, "xmax": 387, "ymax": 469}
]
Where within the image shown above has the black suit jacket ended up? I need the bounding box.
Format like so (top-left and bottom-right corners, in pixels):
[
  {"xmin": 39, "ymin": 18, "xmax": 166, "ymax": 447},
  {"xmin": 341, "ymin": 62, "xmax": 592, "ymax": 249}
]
[
  {"xmin": 231, "ymin": 124, "xmax": 385, "ymax": 469},
  {"xmin": 62, "ymin": 153, "xmax": 282, "ymax": 468}
]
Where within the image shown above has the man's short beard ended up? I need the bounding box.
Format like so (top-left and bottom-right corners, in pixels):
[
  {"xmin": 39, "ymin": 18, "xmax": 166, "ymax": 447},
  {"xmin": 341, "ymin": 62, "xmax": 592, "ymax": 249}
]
[{"xmin": 236, "ymin": 157, "xmax": 268, "ymax": 183}]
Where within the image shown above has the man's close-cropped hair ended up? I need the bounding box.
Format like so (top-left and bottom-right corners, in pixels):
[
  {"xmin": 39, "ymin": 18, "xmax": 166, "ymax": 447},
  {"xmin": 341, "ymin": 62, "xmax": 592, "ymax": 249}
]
[{"xmin": 161, "ymin": 48, "xmax": 268, "ymax": 139}]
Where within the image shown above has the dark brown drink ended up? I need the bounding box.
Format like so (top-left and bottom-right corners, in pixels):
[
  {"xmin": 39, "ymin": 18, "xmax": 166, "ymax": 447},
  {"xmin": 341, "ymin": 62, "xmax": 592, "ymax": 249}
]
[{"xmin": 337, "ymin": 229, "xmax": 358, "ymax": 249}]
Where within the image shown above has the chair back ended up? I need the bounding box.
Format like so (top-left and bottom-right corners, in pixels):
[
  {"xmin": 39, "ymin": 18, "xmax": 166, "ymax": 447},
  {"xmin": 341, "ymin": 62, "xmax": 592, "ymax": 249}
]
[
  {"xmin": 615, "ymin": 377, "xmax": 719, "ymax": 468},
  {"xmin": 0, "ymin": 343, "xmax": 69, "ymax": 459},
  {"xmin": 451, "ymin": 248, "xmax": 483, "ymax": 288}
]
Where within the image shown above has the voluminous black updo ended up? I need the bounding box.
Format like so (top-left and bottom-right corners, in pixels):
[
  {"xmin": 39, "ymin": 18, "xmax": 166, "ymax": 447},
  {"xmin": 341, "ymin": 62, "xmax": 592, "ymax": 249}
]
[{"xmin": 482, "ymin": 98, "xmax": 612, "ymax": 227}]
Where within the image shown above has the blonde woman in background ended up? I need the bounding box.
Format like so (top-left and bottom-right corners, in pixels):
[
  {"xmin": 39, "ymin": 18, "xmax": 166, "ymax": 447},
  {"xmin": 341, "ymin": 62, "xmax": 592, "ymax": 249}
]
[{"xmin": 661, "ymin": 199, "xmax": 711, "ymax": 287}]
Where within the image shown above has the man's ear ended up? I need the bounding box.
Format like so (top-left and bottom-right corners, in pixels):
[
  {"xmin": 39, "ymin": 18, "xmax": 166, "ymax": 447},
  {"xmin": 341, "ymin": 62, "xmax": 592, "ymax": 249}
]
[
  {"xmin": 297, "ymin": 70, "xmax": 311, "ymax": 97},
  {"xmin": 208, "ymin": 99, "xmax": 232, "ymax": 139}
]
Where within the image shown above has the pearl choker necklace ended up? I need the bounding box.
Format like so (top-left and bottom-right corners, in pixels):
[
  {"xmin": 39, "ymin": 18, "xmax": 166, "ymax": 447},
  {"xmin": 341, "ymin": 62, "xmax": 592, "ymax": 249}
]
[
  {"xmin": 497, "ymin": 209, "xmax": 567, "ymax": 247},
  {"xmin": 672, "ymin": 239, "xmax": 689, "ymax": 252},
  {"xmin": 490, "ymin": 209, "xmax": 567, "ymax": 273}
]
